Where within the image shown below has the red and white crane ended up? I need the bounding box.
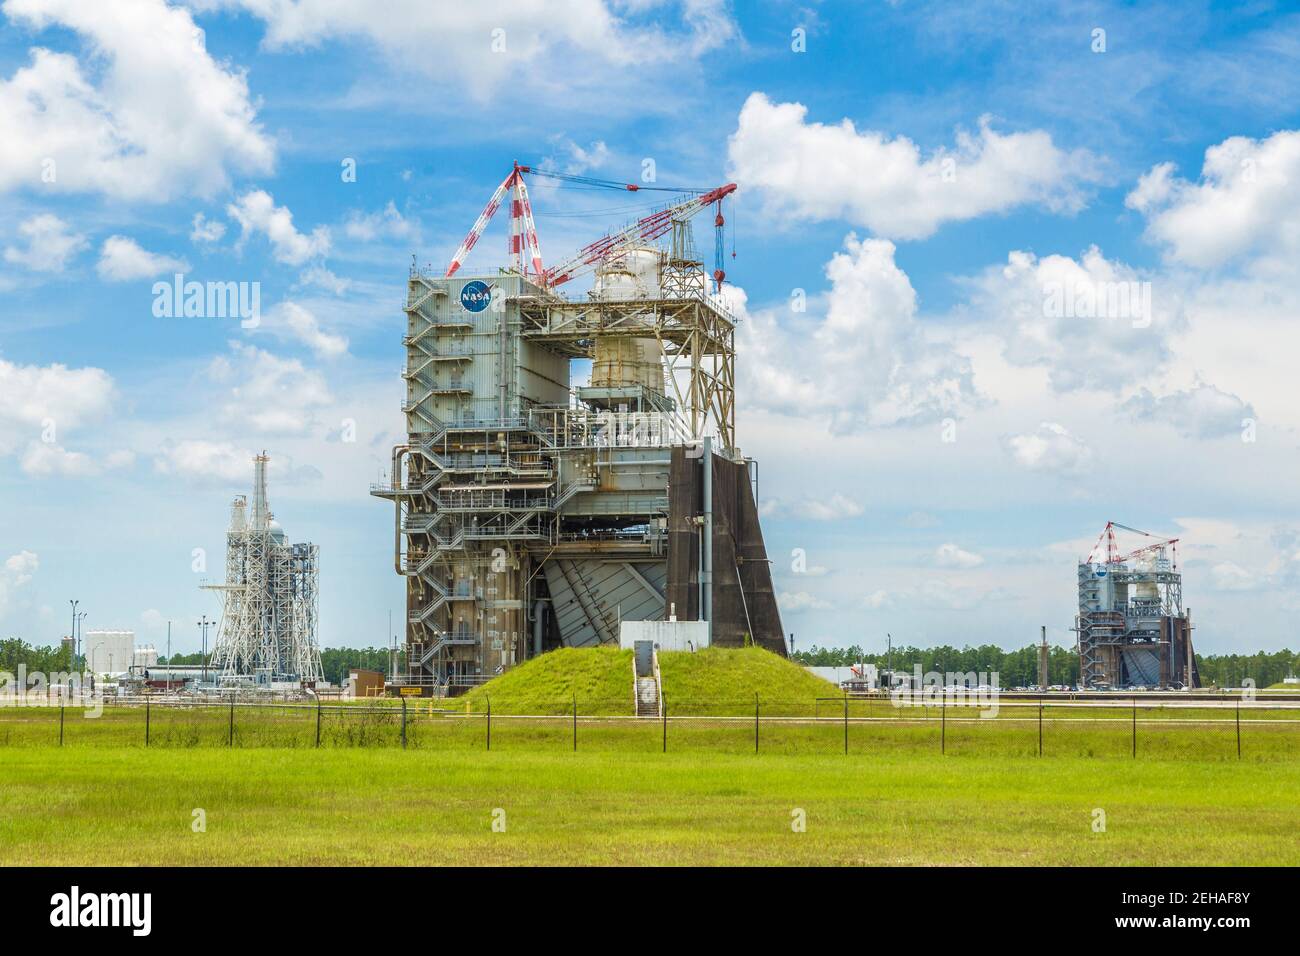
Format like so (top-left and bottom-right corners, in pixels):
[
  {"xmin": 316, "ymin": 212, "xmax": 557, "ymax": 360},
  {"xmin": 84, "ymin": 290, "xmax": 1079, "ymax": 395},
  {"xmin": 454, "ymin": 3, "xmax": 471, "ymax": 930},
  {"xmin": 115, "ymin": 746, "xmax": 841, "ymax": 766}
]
[
  {"xmin": 1085, "ymin": 521, "xmax": 1180, "ymax": 570},
  {"xmin": 444, "ymin": 163, "xmax": 736, "ymax": 291}
]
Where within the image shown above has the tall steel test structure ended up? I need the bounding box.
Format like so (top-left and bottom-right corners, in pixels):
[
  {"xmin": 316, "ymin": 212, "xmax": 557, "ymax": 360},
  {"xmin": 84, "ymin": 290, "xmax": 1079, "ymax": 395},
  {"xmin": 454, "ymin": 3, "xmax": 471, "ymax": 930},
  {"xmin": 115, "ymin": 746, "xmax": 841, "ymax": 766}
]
[
  {"xmin": 207, "ymin": 453, "xmax": 324, "ymax": 687},
  {"xmin": 1076, "ymin": 521, "xmax": 1198, "ymax": 689},
  {"xmin": 373, "ymin": 165, "xmax": 785, "ymax": 694}
]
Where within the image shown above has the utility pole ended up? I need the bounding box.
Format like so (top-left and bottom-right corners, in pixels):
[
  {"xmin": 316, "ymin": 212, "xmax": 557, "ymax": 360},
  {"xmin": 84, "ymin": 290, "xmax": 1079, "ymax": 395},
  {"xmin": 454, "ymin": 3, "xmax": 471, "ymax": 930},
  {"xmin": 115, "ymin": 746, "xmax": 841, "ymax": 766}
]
[{"xmin": 1038, "ymin": 625, "xmax": 1049, "ymax": 691}]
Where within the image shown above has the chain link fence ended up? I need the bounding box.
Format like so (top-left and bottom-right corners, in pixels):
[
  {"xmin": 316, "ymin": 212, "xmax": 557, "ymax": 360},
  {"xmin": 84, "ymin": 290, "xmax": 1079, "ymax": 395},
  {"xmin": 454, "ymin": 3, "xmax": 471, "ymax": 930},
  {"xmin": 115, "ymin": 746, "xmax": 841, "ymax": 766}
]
[{"xmin": 1, "ymin": 693, "xmax": 1298, "ymax": 759}]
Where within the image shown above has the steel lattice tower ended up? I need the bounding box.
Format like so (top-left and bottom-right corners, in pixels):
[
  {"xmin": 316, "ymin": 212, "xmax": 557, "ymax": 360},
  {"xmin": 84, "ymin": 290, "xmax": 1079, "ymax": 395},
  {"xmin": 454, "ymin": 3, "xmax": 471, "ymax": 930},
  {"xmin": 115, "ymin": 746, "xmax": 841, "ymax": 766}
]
[{"xmin": 207, "ymin": 454, "xmax": 323, "ymax": 686}]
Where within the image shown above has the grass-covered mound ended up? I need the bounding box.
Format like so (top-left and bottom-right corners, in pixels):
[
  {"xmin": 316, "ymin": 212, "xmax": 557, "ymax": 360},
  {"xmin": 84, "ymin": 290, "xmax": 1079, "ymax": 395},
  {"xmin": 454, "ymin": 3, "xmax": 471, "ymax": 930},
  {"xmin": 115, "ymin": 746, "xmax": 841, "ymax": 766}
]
[
  {"xmin": 657, "ymin": 646, "xmax": 839, "ymax": 715},
  {"xmin": 457, "ymin": 646, "xmax": 635, "ymax": 715},
  {"xmin": 456, "ymin": 644, "xmax": 838, "ymax": 716}
]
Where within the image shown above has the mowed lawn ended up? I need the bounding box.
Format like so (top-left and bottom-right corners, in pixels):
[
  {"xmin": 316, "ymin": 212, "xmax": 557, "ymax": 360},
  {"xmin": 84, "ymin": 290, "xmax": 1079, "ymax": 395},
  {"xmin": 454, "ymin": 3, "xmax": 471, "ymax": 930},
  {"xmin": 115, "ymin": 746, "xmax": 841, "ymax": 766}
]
[{"xmin": 1, "ymin": 745, "xmax": 1297, "ymax": 866}]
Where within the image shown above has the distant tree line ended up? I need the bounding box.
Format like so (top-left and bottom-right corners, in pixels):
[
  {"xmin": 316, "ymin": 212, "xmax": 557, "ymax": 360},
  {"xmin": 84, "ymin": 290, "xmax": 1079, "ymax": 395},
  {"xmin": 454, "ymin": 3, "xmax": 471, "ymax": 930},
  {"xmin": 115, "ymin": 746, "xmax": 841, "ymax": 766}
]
[
  {"xmin": 0, "ymin": 639, "xmax": 402, "ymax": 688},
  {"xmin": 1196, "ymin": 651, "xmax": 1300, "ymax": 689},
  {"xmin": 793, "ymin": 643, "xmax": 1080, "ymax": 686},
  {"xmin": 0, "ymin": 638, "xmax": 72, "ymax": 675},
  {"xmin": 792, "ymin": 643, "xmax": 1300, "ymax": 689},
  {"xmin": 2, "ymin": 635, "xmax": 1295, "ymax": 689}
]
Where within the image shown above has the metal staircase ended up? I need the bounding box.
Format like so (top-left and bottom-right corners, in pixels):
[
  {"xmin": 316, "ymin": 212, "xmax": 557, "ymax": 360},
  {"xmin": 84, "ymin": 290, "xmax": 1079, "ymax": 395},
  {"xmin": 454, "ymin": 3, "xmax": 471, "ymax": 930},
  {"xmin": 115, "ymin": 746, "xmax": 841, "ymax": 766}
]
[{"xmin": 633, "ymin": 640, "xmax": 661, "ymax": 718}]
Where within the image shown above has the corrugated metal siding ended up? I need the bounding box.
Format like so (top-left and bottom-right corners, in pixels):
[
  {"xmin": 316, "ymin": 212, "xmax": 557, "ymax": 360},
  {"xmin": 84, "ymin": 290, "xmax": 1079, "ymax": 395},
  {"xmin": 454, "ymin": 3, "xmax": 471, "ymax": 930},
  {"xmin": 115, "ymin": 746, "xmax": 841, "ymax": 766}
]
[{"xmin": 543, "ymin": 560, "xmax": 667, "ymax": 647}]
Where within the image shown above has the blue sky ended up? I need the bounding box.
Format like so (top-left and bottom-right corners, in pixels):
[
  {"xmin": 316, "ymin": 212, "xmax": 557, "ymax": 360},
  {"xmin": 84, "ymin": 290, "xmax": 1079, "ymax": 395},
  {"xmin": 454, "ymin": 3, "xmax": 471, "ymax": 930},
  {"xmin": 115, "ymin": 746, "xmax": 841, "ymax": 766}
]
[{"xmin": 3, "ymin": 0, "xmax": 1300, "ymax": 658}]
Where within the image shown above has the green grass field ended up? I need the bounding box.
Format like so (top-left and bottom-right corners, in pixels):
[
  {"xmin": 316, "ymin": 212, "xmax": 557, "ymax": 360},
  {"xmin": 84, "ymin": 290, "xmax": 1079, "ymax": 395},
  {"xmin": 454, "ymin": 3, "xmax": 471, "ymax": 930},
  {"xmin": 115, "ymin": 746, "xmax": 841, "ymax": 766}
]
[
  {"xmin": 1, "ymin": 745, "xmax": 1297, "ymax": 865},
  {"xmin": 2, "ymin": 648, "xmax": 1296, "ymax": 866}
]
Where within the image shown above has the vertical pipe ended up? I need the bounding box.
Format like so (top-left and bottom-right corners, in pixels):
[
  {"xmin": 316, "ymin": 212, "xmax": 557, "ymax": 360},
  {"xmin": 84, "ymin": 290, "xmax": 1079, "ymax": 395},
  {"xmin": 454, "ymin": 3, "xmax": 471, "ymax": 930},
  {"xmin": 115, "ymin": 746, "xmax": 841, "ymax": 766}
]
[
  {"xmin": 753, "ymin": 692, "xmax": 758, "ymax": 754},
  {"xmin": 532, "ymin": 600, "xmax": 545, "ymax": 658},
  {"xmin": 662, "ymin": 695, "xmax": 667, "ymax": 753},
  {"xmin": 1131, "ymin": 696, "xmax": 1136, "ymax": 758},
  {"xmin": 401, "ymin": 696, "xmax": 408, "ymax": 749},
  {"xmin": 843, "ymin": 694, "xmax": 848, "ymax": 755},
  {"xmin": 701, "ymin": 436, "xmax": 712, "ymax": 643},
  {"xmin": 59, "ymin": 701, "xmax": 65, "ymax": 747},
  {"xmin": 316, "ymin": 699, "xmax": 321, "ymax": 748},
  {"xmin": 145, "ymin": 698, "xmax": 150, "ymax": 747},
  {"xmin": 228, "ymin": 695, "xmax": 234, "ymax": 747},
  {"xmin": 486, "ymin": 696, "xmax": 491, "ymax": 751},
  {"xmin": 572, "ymin": 693, "xmax": 577, "ymax": 752}
]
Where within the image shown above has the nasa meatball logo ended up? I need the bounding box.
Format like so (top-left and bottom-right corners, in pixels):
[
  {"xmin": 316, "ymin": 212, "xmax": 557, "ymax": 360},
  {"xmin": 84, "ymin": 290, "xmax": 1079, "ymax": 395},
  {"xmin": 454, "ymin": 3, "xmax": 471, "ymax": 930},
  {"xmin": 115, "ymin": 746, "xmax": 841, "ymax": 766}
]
[{"xmin": 460, "ymin": 280, "xmax": 492, "ymax": 313}]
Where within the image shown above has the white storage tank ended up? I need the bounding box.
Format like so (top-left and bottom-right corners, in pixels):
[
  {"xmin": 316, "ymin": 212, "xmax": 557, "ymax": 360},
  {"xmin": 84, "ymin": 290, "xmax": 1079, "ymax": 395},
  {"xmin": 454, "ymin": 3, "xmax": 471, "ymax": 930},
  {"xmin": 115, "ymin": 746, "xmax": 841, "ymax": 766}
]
[{"xmin": 85, "ymin": 629, "xmax": 135, "ymax": 676}]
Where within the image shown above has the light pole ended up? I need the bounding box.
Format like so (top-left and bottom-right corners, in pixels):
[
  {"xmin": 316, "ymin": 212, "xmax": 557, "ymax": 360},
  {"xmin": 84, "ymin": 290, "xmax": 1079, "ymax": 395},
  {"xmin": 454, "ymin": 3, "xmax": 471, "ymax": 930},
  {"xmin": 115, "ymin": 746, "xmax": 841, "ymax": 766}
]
[
  {"xmin": 69, "ymin": 599, "xmax": 79, "ymax": 664},
  {"xmin": 77, "ymin": 611, "xmax": 87, "ymax": 667},
  {"xmin": 887, "ymin": 632, "xmax": 893, "ymax": 688},
  {"xmin": 198, "ymin": 615, "xmax": 213, "ymax": 684}
]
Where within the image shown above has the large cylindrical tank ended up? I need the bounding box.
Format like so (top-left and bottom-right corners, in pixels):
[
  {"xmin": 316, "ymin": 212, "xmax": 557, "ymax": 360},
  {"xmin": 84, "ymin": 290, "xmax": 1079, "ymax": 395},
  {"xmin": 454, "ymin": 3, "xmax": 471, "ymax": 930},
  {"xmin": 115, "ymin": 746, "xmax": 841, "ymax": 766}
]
[
  {"xmin": 592, "ymin": 248, "xmax": 662, "ymax": 300},
  {"xmin": 590, "ymin": 248, "xmax": 664, "ymax": 395},
  {"xmin": 85, "ymin": 630, "xmax": 135, "ymax": 676},
  {"xmin": 1133, "ymin": 553, "xmax": 1159, "ymax": 600},
  {"xmin": 591, "ymin": 337, "xmax": 664, "ymax": 393}
]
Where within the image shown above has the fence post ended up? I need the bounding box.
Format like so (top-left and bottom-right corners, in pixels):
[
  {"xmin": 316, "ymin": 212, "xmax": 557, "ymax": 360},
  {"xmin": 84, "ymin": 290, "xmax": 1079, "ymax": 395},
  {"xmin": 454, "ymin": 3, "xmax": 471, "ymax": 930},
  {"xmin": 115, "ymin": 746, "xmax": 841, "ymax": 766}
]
[
  {"xmin": 59, "ymin": 701, "xmax": 65, "ymax": 747},
  {"xmin": 228, "ymin": 695, "xmax": 234, "ymax": 747},
  {"xmin": 486, "ymin": 695, "xmax": 491, "ymax": 752},
  {"xmin": 941, "ymin": 688, "xmax": 946, "ymax": 755},
  {"xmin": 401, "ymin": 696, "xmax": 408, "ymax": 749},
  {"xmin": 1131, "ymin": 696, "xmax": 1136, "ymax": 758},
  {"xmin": 843, "ymin": 694, "xmax": 848, "ymax": 755},
  {"xmin": 1038, "ymin": 699, "xmax": 1043, "ymax": 757},
  {"xmin": 661, "ymin": 695, "xmax": 667, "ymax": 754},
  {"xmin": 572, "ymin": 693, "xmax": 577, "ymax": 752},
  {"xmin": 316, "ymin": 699, "xmax": 322, "ymax": 748},
  {"xmin": 754, "ymin": 692, "xmax": 759, "ymax": 754},
  {"xmin": 1236, "ymin": 699, "xmax": 1241, "ymax": 759},
  {"xmin": 145, "ymin": 697, "xmax": 150, "ymax": 747}
]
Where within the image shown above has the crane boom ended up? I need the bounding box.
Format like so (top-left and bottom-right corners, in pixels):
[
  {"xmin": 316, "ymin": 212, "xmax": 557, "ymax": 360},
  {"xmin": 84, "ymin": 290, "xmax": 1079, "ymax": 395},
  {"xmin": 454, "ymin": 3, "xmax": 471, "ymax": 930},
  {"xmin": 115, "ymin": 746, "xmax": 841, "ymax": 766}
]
[
  {"xmin": 1084, "ymin": 520, "xmax": 1180, "ymax": 569},
  {"xmin": 445, "ymin": 163, "xmax": 544, "ymax": 281},
  {"xmin": 543, "ymin": 183, "xmax": 737, "ymax": 290},
  {"xmin": 442, "ymin": 163, "xmax": 736, "ymax": 292}
]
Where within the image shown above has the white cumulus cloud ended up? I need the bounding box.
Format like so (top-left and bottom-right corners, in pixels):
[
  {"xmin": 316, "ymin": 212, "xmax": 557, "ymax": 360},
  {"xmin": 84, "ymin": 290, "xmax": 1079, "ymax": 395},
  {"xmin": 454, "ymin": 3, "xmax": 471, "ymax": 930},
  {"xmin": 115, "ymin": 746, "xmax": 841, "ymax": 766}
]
[
  {"xmin": 96, "ymin": 235, "xmax": 189, "ymax": 281},
  {"xmin": 728, "ymin": 93, "xmax": 1102, "ymax": 240},
  {"xmin": 962, "ymin": 246, "xmax": 1179, "ymax": 392},
  {"xmin": 1126, "ymin": 129, "xmax": 1300, "ymax": 270},
  {"xmin": 227, "ymin": 190, "xmax": 330, "ymax": 265},
  {"xmin": 0, "ymin": 0, "xmax": 274, "ymax": 201},
  {"xmin": 269, "ymin": 301, "xmax": 349, "ymax": 358},
  {"xmin": 3, "ymin": 213, "xmax": 86, "ymax": 272},
  {"xmin": 0, "ymin": 358, "xmax": 114, "ymax": 455},
  {"xmin": 1122, "ymin": 382, "xmax": 1254, "ymax": 439},
  {"xmin": 934, "ymin": 543, "xmax": 984, "ymax": 569},
  {"xmin": 190, "ymin": 213, "xmax": 226, "ymax": 243},
  {"xmin": 1003, "ymin": 422, "xmax": 1092, "ymax": 477},
  {"xmin": 736, "ymin": 234, "xmax": 978, "ymax": 432}
]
